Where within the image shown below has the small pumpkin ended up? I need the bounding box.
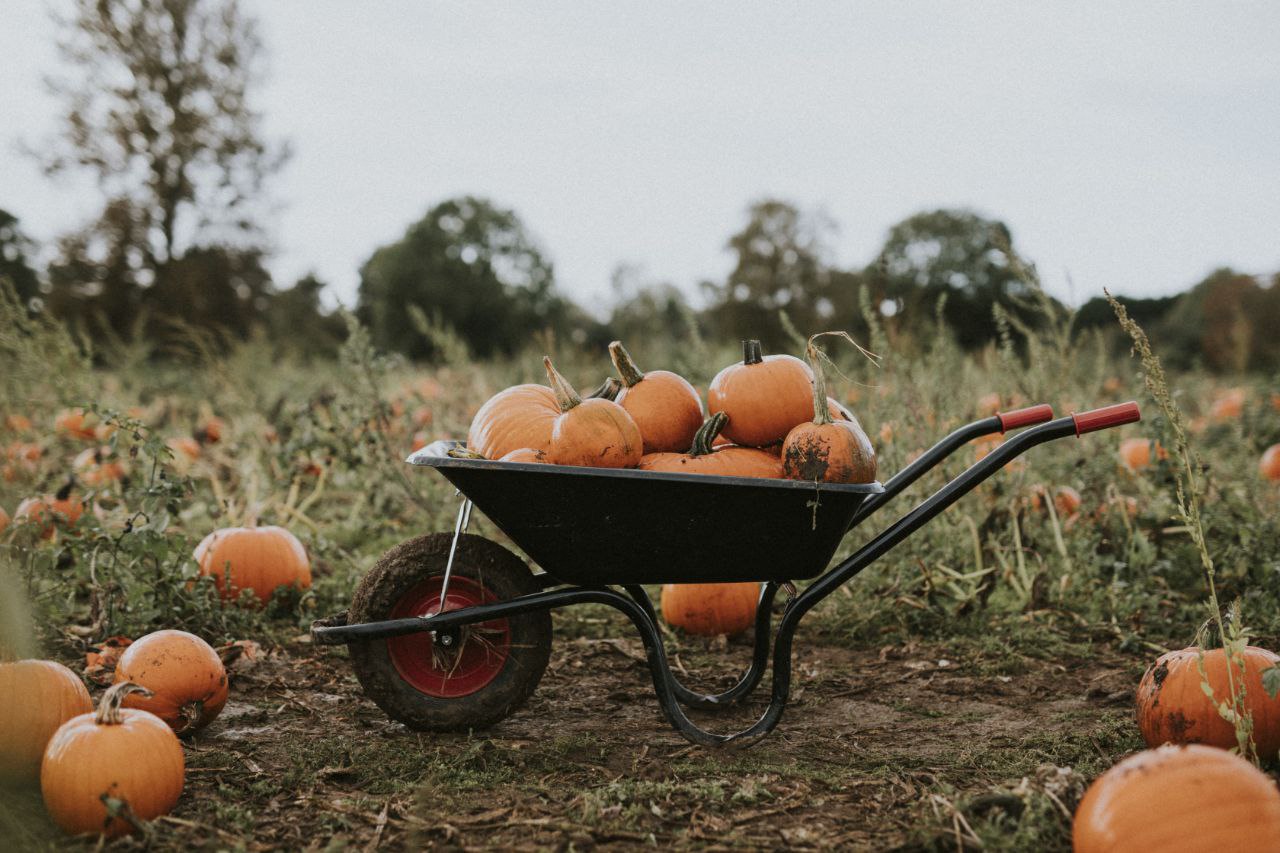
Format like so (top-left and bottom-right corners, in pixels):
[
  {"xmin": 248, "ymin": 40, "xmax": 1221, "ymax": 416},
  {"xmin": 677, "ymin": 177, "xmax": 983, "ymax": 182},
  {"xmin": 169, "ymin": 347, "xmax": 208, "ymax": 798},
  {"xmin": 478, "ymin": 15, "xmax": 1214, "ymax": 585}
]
[
  {"xmin": 0, "ymin": 659, "xmax": 92, "ymax": 780},
  {"xmin": 781, "ymin": 338, "xmax": 876, "ymax": 484},
  {"xmin": 661, "ymin": 582, "xmax": 760, "ymax": 637},
  {"xmin": 708, "ymin": 340, "xmax": 813, "ymax": 447},
  {"xmin": 0, "ymin": 505, "xmax": 8, "ymax": 535},
  {"xmin": 194, "ymin": 525, "xmax": 312, "ymax": 605},
  {"xmin": 1073, "ymin": 744, "xmax": 1280, "ymax": 853},
  {"xmin": 467, "ymin": 384, "xmax": 559, "ymax": 460},
  {"xmin": 499, "ymin": 447, "xmax": 548, "ymax": 463},
  {"xmin": 197, "ymin": 415, "xmax": 224, "ymax": 444},
  {"xmin": 53, "ymin": 408, "xmax": 98, "ymax": 441},
  {"xmin": 1119, "ymin": 437, "xmax": 1165, "ymax": 471},
  {"xmin": 1029, "ymin": 485, "xmax": 1082, "ymax": 519},
  {"xmin": 14, "ymin": 485, "xmax": 85, "ymax": 539},
  {"xmin": 73, "ymin": 446, "xmax": 129, "ymax": 486},
  {"xmin": 113, "ymin": 630, "xmax": 228, "ymax": 736},
  {"xmin": 1136, "ymin": 645, "xmax": 1280, "ymax": 761},
  {"xmin": 608, "ymin": 341, "xmax": 703, "ymax": 453},
  {"xmin": 1209, "ymin": 388, "xmax": 1245, "ymax": 421},
  {"xmin": 639, "ymin": 412, "xmax": 782, "ymax": 479},
  {"xmin": 41, "ymin": 682, "xmax": 185, "ymax": 838},
  {"xmin": 4, "ymin": 414, "xmax": 33, "ymax": 433},
  {"xmin": 1260, "ymin": 444, "xmax": 1280, "ymax": 482},
  {"xmin": 542, "ymin": 357, "xmax": 643, "ymax": 468}
]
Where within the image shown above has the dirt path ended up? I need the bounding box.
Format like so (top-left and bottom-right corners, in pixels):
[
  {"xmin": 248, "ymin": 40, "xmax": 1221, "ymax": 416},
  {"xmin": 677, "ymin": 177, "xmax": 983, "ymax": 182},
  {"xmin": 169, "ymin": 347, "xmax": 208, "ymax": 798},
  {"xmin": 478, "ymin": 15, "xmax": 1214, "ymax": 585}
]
[{"xmin": 6, "ymin": 622, "xmax": 1146, "ymax": 851}]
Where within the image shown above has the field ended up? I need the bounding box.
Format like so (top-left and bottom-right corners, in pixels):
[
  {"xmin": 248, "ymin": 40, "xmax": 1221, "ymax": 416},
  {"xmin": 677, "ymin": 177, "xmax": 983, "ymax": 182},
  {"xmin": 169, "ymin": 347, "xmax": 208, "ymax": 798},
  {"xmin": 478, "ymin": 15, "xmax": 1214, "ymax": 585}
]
[{"xmin": 3, "ymin": 305, "xmax": 1280, "ymax": 850}]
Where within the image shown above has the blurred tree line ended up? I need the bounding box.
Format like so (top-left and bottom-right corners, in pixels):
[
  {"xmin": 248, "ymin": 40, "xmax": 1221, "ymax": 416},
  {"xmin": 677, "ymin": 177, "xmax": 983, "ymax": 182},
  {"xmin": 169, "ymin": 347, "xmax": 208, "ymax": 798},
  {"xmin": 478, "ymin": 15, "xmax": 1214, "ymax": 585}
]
[{"xmin": 3, "ymin": 0, "xmax": 1277, "ymax": 371}]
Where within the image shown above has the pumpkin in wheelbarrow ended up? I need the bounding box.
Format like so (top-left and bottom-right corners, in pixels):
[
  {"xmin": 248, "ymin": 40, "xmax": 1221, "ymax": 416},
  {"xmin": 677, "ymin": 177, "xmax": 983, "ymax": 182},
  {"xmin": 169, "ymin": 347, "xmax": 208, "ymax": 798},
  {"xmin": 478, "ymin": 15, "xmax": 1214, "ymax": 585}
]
[
  {"xmin": 708, "ymin": 339, "xmax": 813, "ymax": 448},
  {"xmin": 638, "ymin": 412, "xmax": 781, "ymax": 479}
]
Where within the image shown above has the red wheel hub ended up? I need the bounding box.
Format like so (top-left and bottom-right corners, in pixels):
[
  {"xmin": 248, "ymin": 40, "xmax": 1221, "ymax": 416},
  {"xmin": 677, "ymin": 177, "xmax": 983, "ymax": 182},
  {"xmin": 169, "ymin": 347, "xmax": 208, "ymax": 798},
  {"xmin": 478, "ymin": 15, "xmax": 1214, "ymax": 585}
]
[{"xmin": 386, "ymin": 575, "xmax": 511, "ymax": 698}]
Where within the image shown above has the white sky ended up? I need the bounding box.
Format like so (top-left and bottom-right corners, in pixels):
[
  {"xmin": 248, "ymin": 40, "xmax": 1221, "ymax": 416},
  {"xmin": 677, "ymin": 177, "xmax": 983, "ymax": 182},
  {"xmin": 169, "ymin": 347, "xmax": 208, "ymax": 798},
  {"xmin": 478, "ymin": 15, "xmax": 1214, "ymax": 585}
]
[{"xmin": 2, "ymin": 2, "xmax": 1278, "ymax": 314}]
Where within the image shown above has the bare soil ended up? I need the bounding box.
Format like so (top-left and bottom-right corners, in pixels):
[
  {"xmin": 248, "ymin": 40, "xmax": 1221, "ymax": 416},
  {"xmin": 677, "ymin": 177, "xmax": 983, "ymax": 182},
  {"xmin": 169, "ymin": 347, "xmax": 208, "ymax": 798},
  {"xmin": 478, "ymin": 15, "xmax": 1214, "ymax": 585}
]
[{"xmin": 5, "ymin": 617, "xmax": 1148, "ymax": 851}]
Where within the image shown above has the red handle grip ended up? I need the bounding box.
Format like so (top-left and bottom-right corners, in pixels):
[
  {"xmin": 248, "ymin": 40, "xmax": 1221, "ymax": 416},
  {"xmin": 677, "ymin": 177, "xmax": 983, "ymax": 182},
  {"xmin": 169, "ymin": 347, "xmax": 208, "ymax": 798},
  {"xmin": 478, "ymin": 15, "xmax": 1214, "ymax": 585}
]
[
  {"xmin": 998, "ymin": 404, "xmax": 1054, "ymax": 433},
  {"xmin": 1072, "ymin": 401, "xmax": 1141, "ymax": 435}
]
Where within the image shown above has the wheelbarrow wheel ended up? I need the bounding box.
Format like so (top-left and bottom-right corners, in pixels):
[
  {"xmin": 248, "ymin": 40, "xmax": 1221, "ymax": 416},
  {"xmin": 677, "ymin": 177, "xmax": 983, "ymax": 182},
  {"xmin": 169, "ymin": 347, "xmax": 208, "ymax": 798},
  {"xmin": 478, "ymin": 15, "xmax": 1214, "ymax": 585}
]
[{"xmin": 347, "ymin": 533, "xmax": 551, "ymax": 731}]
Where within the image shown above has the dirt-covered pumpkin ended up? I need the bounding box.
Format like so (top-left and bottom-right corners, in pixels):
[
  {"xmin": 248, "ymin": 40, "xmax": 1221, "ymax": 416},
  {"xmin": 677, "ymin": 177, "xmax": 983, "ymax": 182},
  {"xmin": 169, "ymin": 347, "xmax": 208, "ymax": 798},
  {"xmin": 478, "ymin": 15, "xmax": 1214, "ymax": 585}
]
[
  {"xmin": 0, "ymin": 659, "xmax": 92, "ymax": 780},
  {"xmin": 41, "ymin": 682, "xmax": 185, "ymax": 838},
  {"xmin": 638, "ymin": 412, "xmax": 781, "ymax": 479},
  {"xmin": 661, "ymin": 582, "xmax": 760, "ymax": 637},
  {"xmin": 781, "ymin": 338, "xmax": 876, "ymax": 484},
  {"xmin": 194, "ymin": 525, "xmax": 312, "ymax": 605},
  {"xmin": 1135, "ymin": 645, "xmax": 1280, "ymax": 761},
  {"xmin": 608, "ymin": 341, "xmax": 703, "ymax": 453},
  {"xmin": 114, "ymin": 630, "xmax": 228, "ymax": 736},
  {"xmin": 467, "ymin": 384, "xmax": 559, "ymax": 460},
  {"xmin": 708, "ymin": 340, "xmax": 813, "ymax": 447},
  {"xmin": 1073, "ymin": 744, "xmax": 1280, "ymax": 852},
  {"xmin": 542, "ymin": 357, "xmax": 642, "ymax": 468}
]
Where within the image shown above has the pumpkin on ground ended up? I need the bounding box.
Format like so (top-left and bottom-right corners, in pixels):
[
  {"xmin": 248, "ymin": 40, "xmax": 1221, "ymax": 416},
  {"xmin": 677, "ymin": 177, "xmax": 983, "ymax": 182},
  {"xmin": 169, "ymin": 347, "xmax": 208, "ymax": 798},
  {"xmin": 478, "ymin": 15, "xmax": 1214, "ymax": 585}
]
[
  {"xmin": 608, "ymin": 341, "xmax": 703, "ymax": 453},
  {"xmin": 5, "ymin": 414, "xmax": 33, "ymax": 432},
  {"xmin": 781, "ymin": 337, "xmax": 876, "ymax": 484},
  {"xmin": 639, "ymin": 412, "xmax": 782, "ymax": 479},
  {"xmin": 1209, "ymin": 388, "xmax": 1245, "ymax": 421},
  {"xmin": 541, "ymin": 357, "xmax": 643, "ymax": 468},
  {"xmin": 0, "ymin": 505, "xmax": 8, "ymax": 535},
  {"xmin": 194, "ymin": 525, "xmax": 312, "ymax": 605},
  {"xmin": 53, "ymin": 409, "xmax": 98, "ymax": 441},
  {"xmin": 41, "ymin": 682, "xmax": 184, "ymax": 838},
  {"xmin": 708, "ymin": 340, "xmax": 813, "ymax": 447},
  {"xmin": 1029, "ymin": 485, "xmax": 1082, "ymax": 519},
  {"xmin": 467, "ymin": 384, "xmax": 559, "ymax": 460},
  {"xmin": 1135, "ymin": 645, "xmax": 1280, "ymax": 761},
  {"xmin": 661, "ymin": 582, "xmax": 760, "ymax": 637},
  {"xmin": 73, "ymin": 447, "xmax": 129, "ymax": 487},
  {"xmin": 0, "ymin": 659, "xmax": 92, "ymax": 780},
  {"xmin": 1072, "ymin": 744, "xmax": 1280, "ymax": 853},
  {"xmin": 1260, "ymin": 444, "xmax": 1280, "ymax": 482},
  {"xmin": 1119, "ymin": 437, "xmax": 1165, "ymax": 471},
  {"xmin": 14, "ymin": 488, "xmax": 85, "ymax": 539},
  {"xmin": 113, "ymin": 630, "xmax": 228, "ymax": 736}
]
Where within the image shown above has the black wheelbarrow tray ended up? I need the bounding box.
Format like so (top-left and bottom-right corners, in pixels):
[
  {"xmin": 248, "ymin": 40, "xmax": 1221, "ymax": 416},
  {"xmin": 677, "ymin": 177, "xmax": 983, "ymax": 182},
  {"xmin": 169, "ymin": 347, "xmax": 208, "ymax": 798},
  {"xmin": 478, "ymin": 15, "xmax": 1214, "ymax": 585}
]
[{"xmin": 313, "ymin": 401, "xmax": 1140, "ymax": 747}]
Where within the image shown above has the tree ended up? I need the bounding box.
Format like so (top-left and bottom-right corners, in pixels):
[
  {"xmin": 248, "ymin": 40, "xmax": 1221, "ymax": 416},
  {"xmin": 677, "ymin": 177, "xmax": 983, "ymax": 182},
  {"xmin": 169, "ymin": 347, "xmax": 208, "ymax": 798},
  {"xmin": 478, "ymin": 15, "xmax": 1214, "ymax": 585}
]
[
  {"xmin": 38, "ymin": 0, "xmax": 286, "ymax": 341},
  {"xmin": 262, "ymin": 274, "xmax": 346, "ymax": 359},
  {"xmin": 358, "ymin": 197, "xmax": 574, "ymax": 359},
  {"xmin": 866, "ymin": 209, "xmax": 1041, "ymax": 350},
  {"xmin": 0, "ymin": 210, "xmax": 40, "ymax": 308},
  {"xmin": 701, "ymin": 200, "xmax": 859, "ymax": 349}
]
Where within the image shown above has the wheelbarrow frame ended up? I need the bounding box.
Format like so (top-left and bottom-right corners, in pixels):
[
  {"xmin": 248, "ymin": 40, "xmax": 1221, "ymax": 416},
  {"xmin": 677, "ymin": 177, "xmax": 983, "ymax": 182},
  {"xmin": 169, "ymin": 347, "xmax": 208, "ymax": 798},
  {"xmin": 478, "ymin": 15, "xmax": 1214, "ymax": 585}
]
[{"xmin": 314, "ymin": 401, "xmax": 1140, "ymax": 747}]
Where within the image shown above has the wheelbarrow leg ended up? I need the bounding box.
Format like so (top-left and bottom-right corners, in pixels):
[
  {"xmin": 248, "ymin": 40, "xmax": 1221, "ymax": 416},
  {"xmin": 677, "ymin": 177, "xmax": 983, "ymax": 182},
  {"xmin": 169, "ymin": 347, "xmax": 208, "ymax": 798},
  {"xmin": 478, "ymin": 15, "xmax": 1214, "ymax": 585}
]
[{"xmin": 623, "ymin": 583, "xmax": 778, "ymax": 710}]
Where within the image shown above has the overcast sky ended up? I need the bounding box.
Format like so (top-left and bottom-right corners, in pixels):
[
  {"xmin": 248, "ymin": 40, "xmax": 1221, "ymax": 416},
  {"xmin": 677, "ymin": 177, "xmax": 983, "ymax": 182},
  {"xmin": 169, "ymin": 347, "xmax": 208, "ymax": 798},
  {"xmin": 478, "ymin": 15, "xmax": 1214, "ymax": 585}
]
[{"xmin": 2, "ymin": 2, "xmax": 1278, "ymax": 314}]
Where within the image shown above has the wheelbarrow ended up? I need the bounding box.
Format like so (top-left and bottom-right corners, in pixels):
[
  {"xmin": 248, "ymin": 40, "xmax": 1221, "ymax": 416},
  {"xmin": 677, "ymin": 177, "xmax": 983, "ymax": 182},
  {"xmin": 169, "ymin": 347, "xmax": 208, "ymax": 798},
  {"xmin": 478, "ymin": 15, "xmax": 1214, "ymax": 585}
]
[{"xmin": 312, "ymin": 400, "xmax": 1141, "ymax": 747}]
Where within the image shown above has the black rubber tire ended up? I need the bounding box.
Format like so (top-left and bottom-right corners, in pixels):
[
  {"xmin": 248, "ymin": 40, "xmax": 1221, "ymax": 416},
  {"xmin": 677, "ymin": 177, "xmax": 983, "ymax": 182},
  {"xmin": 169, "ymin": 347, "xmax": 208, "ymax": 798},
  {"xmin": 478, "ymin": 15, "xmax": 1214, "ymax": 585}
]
[{"xmin": 347, "ymin": 533, "xmax": 552, "ymax": 731}]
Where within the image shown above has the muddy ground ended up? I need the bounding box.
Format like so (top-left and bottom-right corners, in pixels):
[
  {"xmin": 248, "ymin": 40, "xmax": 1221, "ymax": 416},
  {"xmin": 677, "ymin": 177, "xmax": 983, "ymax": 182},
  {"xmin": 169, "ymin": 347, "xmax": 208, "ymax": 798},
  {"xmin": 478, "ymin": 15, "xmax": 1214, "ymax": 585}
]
[{"xmin": 5, "ymin": 613, "xmax": 1150, "ymax": 851}]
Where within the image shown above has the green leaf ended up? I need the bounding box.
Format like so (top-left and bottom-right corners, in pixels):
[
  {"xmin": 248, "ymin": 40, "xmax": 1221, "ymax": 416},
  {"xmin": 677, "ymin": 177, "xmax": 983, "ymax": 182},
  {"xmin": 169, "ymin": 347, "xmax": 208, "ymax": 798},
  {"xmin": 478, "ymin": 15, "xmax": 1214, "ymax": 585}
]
[{"xmin": 1263, "ymin": 666, "xmax": 1280, "ymax": 700}]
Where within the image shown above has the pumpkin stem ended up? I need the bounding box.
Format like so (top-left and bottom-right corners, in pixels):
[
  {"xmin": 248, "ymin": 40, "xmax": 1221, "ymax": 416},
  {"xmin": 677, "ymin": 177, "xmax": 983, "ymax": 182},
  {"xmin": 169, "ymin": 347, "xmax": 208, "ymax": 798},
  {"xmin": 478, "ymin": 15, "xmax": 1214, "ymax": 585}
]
[
  {"xmin": 743, "ymin": 339, "xmax": 764, "ymax": 365},
  {"xmin": 586, "ymin": 377, "xmax": 622, "ymax": 401},
  {"xmin": 608, "ymin": 341, "xmax": 645, "ymax": 388},
  {"xmin": 543, "ymin": 357, "xmax": 582, "ymax": 412},
  {"xmin": 806, "ymin": 340, "xmax": 833, "ymax": 426},
  {"xmin": 95, "ymin": 681, "xmax": 152, "ymax": 726},
  {"xmin": 689, "ymin": 412, "xmax": 729, "ymax": 457}
]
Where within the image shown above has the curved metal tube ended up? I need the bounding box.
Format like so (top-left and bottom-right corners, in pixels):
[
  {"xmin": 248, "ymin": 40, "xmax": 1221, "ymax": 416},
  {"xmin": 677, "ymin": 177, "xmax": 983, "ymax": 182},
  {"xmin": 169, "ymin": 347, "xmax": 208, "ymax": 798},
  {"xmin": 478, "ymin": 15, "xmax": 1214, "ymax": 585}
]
[{"xmin": 622, "ymin": 583, "xmax": 778, "ymax": 710}]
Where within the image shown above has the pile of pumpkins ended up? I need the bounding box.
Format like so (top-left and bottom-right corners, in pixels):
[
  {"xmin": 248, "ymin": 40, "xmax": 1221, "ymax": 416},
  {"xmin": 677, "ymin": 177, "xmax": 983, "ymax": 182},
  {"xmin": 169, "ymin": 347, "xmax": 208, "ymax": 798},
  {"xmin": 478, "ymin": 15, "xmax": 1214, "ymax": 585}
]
[
  {"xmin": 467, "ymin": 337, "xmax": 877, "ymax": 639},
  {"xmin": 1, "ymin": 629, "xmax": 228, "ymax": 837},
  {"xmin": 467, "ymin": 338, "xmax": 877, "ymax": 486}
]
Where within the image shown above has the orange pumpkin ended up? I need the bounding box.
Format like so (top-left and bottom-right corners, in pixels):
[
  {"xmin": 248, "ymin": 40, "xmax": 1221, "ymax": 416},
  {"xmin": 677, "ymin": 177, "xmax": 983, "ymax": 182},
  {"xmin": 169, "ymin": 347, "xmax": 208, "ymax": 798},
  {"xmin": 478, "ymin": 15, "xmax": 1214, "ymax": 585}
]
[
  {"xmin": 1209, "ymin": 388, "xmax": 1245, "ymax": 421},
  {"xmin": 499, "ymin": 447, "xmax": 548, "ymax": 463},
  {"xmin": 1260, "ymin": 444, "xmax": 1280, "ymax": 482},
  {"xmin": 197, "ymin": 416, "xmax": 224, "ymax": 444},
  {"xmin": 53, "ymin": 409, "xmax": 98, "ymax": 441},
  {"xmin": 708, "ymin": 340, "xmax": 813, "ymax": 447},
  {"xmin": 41, "ymin": 682, "xmax": 184, "ymax": 837},
  {"xmin": 4, "ymin": 414, "xmax": 33, "ymax": 432},
  {"xmin": 467, "ymin": 384, "xmax": 559, "ymax": 460},
  {"xmin": 14, "ymin": 489, "xmax": 85, "ymax": 539},
  {"xmin": 0, "ymin": 505, "xmax": 9, "ymax": 535},
  {"xmin": 166, "ymin": 436, "xmax": 201, "ymax": 461},
  {"xmin": 661, "ymin": 582, "xmax": 760, "ymax": 637},
  {"xmin": 638, "ymin": 412, "xmax": 782, "ymax": 479},
  {"xmin": 1029, "ymin": 485, "xmax": 1082, "ymax": 519},
  {"xmin": 542, "ymin": 357, "xmax": 643, "ymax": 468},
  {"xmin": 1136, "ymin": 645, "xmax": 1280, "ymax": 761},
  {"xmin": 607, "ymin": 341, "xmax": 703, "ymax": 453},
  {"xmin": 0, "ymin": 660, "xmax": 92, "ymax": 780},
  {"xmin": 73, "ymin": 447, "xmax": 128, "ymax": 487},
  {"xmin": 781, "ymin": 339, "xmax": 876, "ymax": 484},
  {"xmin": 1073, "ymin": 744, "xmax": 1280, "ymax": 853},
  {"xmin": 114, "ymin": 630, "xmax": 228, "ymax": 736},
  {"xmin": 194, "ymin": 525, "xmax": 312, "ymax": 605},
  {"xmin": 1119, "ymin": 437, "xmax": 1166, "ymax": 471}
]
